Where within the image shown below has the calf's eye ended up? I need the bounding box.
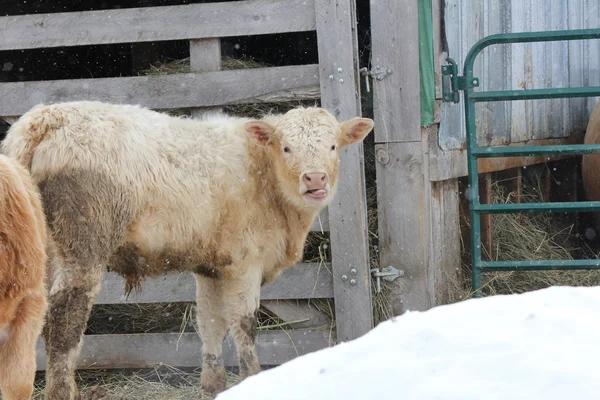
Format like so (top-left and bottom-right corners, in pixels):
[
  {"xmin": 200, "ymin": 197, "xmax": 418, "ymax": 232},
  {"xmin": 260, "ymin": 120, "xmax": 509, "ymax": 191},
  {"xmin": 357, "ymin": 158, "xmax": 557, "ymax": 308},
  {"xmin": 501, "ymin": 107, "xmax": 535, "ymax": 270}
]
[
  {"xmin": 330, "ymin": 145, "xmax": 336, "ymax": 151},
  {"xmin": 283, "ymin": 147, "xmax": 291, "ymax": 153}
]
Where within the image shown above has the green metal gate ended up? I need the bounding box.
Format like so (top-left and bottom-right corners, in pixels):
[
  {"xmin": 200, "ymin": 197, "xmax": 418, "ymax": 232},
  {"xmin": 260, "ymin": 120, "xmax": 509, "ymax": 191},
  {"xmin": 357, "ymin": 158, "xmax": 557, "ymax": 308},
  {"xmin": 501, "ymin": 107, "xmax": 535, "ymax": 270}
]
[{"xmin": 442, "ymin": 28, "xmax": 600, "ymax": 296}]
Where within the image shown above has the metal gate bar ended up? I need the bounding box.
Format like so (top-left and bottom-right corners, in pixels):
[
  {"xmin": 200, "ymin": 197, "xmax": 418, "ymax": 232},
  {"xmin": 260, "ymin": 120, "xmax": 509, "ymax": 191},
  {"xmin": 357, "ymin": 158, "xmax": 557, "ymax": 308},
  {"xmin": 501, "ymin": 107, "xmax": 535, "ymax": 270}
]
[{"xmin": 442, "ymin": 28, "xmax": 600, "ymax": 296}]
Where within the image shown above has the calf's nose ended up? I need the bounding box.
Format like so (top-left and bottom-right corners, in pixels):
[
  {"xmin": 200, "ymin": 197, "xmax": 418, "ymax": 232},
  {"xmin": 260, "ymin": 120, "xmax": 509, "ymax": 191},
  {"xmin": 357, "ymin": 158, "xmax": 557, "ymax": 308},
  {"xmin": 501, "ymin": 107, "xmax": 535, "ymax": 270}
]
[{"xmin": 303, "ymin": 172, "xmax": 328, "ymax": 190}]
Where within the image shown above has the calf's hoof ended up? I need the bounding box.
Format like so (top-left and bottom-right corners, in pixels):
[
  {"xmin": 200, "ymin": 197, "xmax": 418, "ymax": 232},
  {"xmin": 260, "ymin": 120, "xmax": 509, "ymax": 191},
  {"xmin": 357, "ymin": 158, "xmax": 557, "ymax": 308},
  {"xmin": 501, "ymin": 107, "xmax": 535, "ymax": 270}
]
[
  {"xmin": 76, "ymin": 385, "xmax": 108, "ymax": 400},
  {"xmin": 46, "ymin": 381, "xmax": 79, "ymax": 400},
  {"xmin": 201, "ymin": 365, "xmax": 227, "ymax": 397}
]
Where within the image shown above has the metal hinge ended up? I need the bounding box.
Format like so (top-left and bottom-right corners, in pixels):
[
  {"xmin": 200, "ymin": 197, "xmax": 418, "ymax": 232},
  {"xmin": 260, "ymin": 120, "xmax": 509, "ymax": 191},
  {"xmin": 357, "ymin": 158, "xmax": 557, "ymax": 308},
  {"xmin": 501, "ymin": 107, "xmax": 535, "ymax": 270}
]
[
  {"xmin": 360, "ymin": 65, "xmax": 393, "ymax": 92},
  {"xmin": 370, "ymin": 265, "xmax": 404, "ymax": 293},
  {"xmin": 441, "ymin": 57, "xmax": 480, "ymax": 103}
]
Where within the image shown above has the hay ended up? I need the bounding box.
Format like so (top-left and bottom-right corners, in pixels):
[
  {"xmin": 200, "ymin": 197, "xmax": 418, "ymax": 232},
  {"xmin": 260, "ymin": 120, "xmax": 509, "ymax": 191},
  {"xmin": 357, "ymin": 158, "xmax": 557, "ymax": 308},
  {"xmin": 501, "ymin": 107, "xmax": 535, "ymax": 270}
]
[
  {"xmin": 31, "ymin": 366, "xmax": 241, "ymax": 400},
  {"xmin": 88, "ymin": 301, "xmax": 330, "ymax": 335},
  {"xmin": 143, "ymin": 56, "xmax": 268, "ymax": 75},
  {"xmin": 87, "ymin": 303, "xmax": 194, "ymax": 335},
  {"xmin": 140, "ymin": 56, "xmax": 320, "ymax": 118},
  {"xmin": 455, "ymin": 168, "xmax": 600, "ymax": 300}
]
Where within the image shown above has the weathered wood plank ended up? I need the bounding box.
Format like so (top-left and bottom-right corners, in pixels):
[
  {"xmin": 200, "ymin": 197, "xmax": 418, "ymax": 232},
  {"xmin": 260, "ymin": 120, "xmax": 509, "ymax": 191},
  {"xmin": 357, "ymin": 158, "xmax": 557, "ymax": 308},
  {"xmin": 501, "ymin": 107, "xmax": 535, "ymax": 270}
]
[
  {"xmin": 0, "ymin": 0, "xmax": 316, "ymax": 51},
  {"xmin": 0, "ymin": 65, "xmax": 320, "ymax": 117},
  {"xmin": 376, "ymin": 141, "xmax": 430, "ymax": 314},
  {"xmin": 262, "ymin": 300, "xmax": 331, "ymax": 329},
  {"xmin": 515, "ymin": 167, "xmax": 523, "ymax": 204},
  {"xmin": 421, "ymin": 125, "xmax": 461, "ymax": 305},
  {"xmin": 190, "ymin": 38, "xmax": 222, "ymax": 119},
  {"xmin": 371, "ymin": 0, "xmax": 432, "ymax": 316},
  {"xmin": 95, "ymin": 263, "xmax": 333, "ymax": 304},
  {"xmin": 428, "ymin": 131, "xmax": 584, "ymax": 181},
  {"xmin": 35, "ymin": 330, "xmax": 330, "ymax": 370},
  {"xmin": 316, "ymin": 0, "xmax": 373, "ymax": 343},
  {"xmin": 432, "ymin": 0, "xmax": 445, "ymax": 101},
  {"xmin": 370, "ymin": 0, "xmax": 420, "ymax": 142},
  {"xmin": 428, "ymin": 178, "xmax": 461, "ymax": 304},
  {"xmin": 510, "ymin": 1, "xmax": 532, "ymax": 144},
  {"xmin": 190, "ymin": 39, "xmax": 222, "ymax": 74},
  {"xmin": 480, "ymin": 172, "xmax": 493, "ymax": 260}
]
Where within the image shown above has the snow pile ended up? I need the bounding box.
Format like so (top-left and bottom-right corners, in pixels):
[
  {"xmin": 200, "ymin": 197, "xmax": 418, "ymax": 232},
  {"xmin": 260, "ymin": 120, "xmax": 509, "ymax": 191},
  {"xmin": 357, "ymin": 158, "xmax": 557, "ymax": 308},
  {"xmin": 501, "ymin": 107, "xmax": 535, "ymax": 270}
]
[{"xmin": 218, "ymin": 286, "xmax": 600, "ymax": 400}]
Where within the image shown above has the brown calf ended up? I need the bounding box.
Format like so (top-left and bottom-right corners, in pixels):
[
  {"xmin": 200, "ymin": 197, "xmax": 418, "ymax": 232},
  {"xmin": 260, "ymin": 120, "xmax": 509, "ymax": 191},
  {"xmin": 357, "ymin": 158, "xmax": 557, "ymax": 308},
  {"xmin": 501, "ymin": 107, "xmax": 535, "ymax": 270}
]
[{"xmin": 0, "ymin": 154, "xmax": 48, "ymax": 400}]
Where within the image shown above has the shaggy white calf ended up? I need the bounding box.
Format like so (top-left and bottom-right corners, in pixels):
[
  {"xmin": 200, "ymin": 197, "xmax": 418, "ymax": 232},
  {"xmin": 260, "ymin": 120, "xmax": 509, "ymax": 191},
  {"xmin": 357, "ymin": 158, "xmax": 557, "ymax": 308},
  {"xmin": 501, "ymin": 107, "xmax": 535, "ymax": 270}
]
[{"xmin": 2, "ymin": 100, "xmax": 373, "ymax": 399}]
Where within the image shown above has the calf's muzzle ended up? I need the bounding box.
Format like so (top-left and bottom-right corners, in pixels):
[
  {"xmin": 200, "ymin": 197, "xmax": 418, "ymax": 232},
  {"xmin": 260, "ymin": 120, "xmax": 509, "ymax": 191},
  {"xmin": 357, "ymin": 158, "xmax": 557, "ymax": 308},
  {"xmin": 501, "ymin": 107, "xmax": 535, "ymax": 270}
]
[{"xmin": 302, "ymin": 172, "xmax": 328, "ymax": 190}]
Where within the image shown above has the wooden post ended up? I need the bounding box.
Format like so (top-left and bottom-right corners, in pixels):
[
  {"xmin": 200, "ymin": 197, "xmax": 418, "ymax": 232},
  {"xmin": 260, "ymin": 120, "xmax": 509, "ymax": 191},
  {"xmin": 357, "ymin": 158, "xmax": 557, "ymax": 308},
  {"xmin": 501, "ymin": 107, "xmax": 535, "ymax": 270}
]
[
  {"xmin": 189, "ymin": 38, "xmax": 222, "ymax": 118},
  {"xmin": 371, "ymin": 0, "xmax": 427, "ymax": 315},
  {"xmin": 315, "ymin": 0, "xmax": 373, "ymax": 343},
  {"xmin": 428, "ymin": 176, "xmax": 461, "ymax": 304},
  {"xmin": 371, "ymin": 0, "xmax": 461, "ymax": 315},
  {"xmin": 480, "ymin": 172, "xmax": 493, "ymax": 260},
  {"xmin": 429, "ymin": 0, "xmax": 462, "ymax": 302},
  {"xmin": 514, "ymin": 168, "xmax": 522, "ymax": 203}
]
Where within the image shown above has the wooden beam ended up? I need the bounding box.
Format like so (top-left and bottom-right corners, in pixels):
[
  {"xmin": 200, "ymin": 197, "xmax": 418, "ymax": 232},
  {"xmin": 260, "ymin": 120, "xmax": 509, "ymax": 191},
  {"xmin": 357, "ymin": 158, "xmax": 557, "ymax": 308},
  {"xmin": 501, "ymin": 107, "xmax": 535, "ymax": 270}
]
[
  {"xmin": 95, "ymin": 263, "xmax": 334, "ymax": 304},
  {"xmin": 371, "ymin": 0, "xmax": 434, "ymax": 316},
  {"xmin": 423, "ymin": 124, "xmax": 461, "ymax": 306},
  {"xmin": 189, "ymin": 38, "xmax": 222, "ymax": 119},
  {"xmin": 376, "ymin": 141, "xmax": 430, "ymax": 313},
  {"xmin": 316, "ymin": 0, "xmax": 373, "ymax": 343},
  {"xmin": 480, "ymin": 172, "xmax": 494, "ymax": 260},
  {"xmin": 190, "ymin": 39, "xmax": 222, "ymax": 74},
  {"xmin": 428, "ymin": 133, "xmax": 584, "ymax": 181},
  {"xmin": 432, "ymin": 0, "xmax": 446, "ymax": 102},
  {"xmin": 35, "ymin": 330, "xmax": 331, "ymax": 370},
  {"xmin": 0, "ymin": 65, "xmax": 320, "ymax": 117},
  {"xmin": 0, "ymin": 0, "xmax": 317, "ymax": 51},
  {"xmin": 514, "ymin": 168, "xmax": 523, "ymax": 203},
  {"xmin": 370, "ymin": 0, "xmax": 420, "ymax": 142},
  {"xmin": 428, "ymin": 178, "xmax": 461, "ymax": 304}
]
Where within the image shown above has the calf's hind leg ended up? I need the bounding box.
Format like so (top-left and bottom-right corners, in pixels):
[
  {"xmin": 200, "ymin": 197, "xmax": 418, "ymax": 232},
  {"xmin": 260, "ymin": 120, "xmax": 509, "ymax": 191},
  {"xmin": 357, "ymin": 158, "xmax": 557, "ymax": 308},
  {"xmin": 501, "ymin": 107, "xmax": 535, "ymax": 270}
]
[
  {"xmin": 43, "ymin": 261, "xmax": 105, "ymax": 400},
  {"xmin": 38, "ymin": 171, "xmax": 135, "ymax": 400}
]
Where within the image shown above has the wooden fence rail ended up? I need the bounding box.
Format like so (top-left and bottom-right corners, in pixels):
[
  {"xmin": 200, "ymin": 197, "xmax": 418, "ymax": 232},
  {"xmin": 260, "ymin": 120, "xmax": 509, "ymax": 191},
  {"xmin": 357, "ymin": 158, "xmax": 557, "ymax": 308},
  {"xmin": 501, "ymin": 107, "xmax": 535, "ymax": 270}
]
[
  {"xmin": 0, "ymin": 65, "xmax": 321, "ymax": 118},
  {"xmin": 96, "ymin": 263, "xmax": 334, "ymax": 305},
  {"xmin": 36, "ymin": 330, "xmax": 332, "ymax": 371},
  {"xmin": 0, "ymin": 0, "xmax": 316, "ymax": 50}
]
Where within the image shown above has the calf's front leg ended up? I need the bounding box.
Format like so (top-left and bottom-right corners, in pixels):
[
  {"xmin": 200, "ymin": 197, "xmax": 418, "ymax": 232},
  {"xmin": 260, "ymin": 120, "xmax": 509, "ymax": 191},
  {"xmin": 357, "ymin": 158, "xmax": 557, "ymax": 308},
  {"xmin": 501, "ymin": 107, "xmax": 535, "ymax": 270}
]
[{"xmin": 222, "ymin": 266, "xmax": 262, "ymax": 379}]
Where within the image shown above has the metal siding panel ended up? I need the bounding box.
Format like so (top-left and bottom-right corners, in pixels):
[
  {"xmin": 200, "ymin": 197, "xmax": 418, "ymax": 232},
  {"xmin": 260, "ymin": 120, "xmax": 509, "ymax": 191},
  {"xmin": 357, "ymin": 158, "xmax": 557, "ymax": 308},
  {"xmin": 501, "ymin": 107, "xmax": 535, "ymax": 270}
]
[
  {"xmin": 439, "ymin": 0, "xmax": 466, "ymax": 149},
  {"xmin": 440, "ymin": 0, "xmax": 600, "ymax": 151}
]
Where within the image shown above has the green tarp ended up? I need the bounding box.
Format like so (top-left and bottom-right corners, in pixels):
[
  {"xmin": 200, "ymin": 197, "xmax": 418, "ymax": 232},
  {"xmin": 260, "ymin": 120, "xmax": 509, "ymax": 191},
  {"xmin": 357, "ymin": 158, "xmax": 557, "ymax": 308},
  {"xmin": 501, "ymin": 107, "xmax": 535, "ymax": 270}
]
[{"xmin": 418, "ymin": 0, "xmax": 435, "ymax": 126}]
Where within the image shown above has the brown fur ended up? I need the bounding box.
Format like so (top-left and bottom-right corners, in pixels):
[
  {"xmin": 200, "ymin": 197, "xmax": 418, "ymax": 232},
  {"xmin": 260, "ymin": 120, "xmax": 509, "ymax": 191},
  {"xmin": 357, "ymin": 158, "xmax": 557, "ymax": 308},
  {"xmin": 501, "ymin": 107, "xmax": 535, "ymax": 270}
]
[
  {"xmin": 0, "ymin": 154, "xmax": 48, "ymax": 400},
  {"xmin": 582, "ymin": 101, "xmax": 600, "ymax": 224},
  {"xmin": 2, "ymin": 100, "xmax": 374, "ymax": 398}
]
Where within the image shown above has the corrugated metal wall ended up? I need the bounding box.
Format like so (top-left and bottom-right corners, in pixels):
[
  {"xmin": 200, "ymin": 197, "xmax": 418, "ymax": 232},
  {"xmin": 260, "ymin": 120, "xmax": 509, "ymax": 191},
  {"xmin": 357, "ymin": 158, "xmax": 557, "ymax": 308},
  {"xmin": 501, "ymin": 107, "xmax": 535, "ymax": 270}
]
[{"xmin": 440, "ymin": 0, "xmax": 600, "ymax": 150}]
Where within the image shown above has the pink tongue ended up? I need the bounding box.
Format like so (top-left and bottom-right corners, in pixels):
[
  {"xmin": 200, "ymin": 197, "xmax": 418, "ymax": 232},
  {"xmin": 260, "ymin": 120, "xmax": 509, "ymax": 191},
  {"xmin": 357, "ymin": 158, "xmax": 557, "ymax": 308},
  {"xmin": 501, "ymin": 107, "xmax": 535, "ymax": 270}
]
[{"xmin": 309, "ymin": 189, "xmax": 327, "ymax": 198}]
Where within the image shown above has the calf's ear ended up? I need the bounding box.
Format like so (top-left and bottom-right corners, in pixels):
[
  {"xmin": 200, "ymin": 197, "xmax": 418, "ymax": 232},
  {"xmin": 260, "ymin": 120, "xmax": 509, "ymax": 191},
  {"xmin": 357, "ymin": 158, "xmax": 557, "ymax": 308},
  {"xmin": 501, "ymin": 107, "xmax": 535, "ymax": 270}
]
[
  {"xmin": 245, "ymin": 121, "xmax": 275, "ymax": 145},
  {"xmin": 339, "ymin": 117, "xmax": 374, "ymax": 147}
]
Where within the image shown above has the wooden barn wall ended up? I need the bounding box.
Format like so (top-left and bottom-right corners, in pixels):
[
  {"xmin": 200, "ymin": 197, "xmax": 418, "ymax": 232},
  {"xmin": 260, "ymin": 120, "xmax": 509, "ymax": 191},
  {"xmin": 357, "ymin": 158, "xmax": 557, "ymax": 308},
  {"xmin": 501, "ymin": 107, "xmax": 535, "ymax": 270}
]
[{"xmin": 440, "ymin": 0, "xmax": 600, "ymax": 151}]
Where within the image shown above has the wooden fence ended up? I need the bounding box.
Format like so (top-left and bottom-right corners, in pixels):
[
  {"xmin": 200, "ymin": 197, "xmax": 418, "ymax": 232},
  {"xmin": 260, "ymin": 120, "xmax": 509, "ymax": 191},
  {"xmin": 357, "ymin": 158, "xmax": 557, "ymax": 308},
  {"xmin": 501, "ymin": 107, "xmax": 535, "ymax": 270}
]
[{"xmin": 0, "ymin": 0, "xmax": 372, "ymax": 370}]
